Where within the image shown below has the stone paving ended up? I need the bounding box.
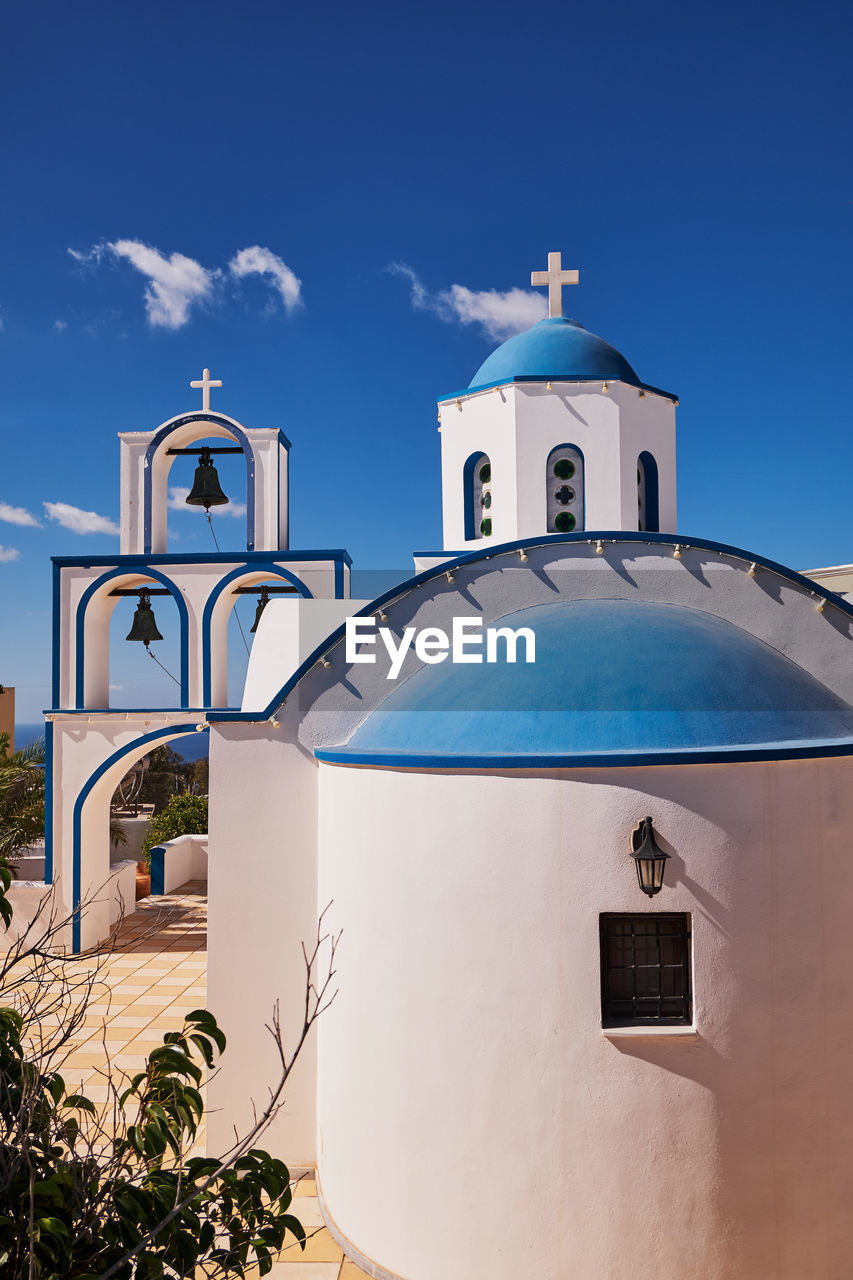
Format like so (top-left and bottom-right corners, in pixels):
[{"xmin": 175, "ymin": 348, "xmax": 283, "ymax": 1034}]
[{"xmin": 52, "ymin": 881, "xmax": 369, "ymax": 1279}]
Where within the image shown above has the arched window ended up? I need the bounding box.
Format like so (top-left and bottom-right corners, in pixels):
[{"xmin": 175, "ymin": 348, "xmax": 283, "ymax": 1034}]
[
  {"xmin": 637, "ymin": 451, "xmax": 660, "ymax": 533},
  {"xmin": 464, "ymin": 452, "xmax": 493, "ymax": 540},
  {"xmin": 546, "ymin": 445, "xmax": 584, "ymax": 533}
]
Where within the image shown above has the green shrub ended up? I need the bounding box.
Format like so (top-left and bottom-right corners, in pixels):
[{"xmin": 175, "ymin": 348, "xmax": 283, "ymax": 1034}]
[{"xmin": 141, "ymin": 793, "xmax": 208, "ymax": 868}]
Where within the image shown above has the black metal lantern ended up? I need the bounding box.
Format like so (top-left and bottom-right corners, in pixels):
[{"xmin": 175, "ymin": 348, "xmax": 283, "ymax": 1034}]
[
  {"xmin": 185, "ymin": 446, "xmax": 229, "ymax": 510},
  {"xmin": 630, "ymin": 816, "xmax": 670, "ymax": 896},
  {"xmin": 126, "ymin": 590, "xmax": 163, "ymax": 647}
]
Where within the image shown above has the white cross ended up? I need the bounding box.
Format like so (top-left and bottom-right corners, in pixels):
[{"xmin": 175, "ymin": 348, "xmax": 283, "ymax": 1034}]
[
  {"xmin": 530, "ymin": 251, "xmax": 579, "ymax": 318},
  {"xmin": 190, "ymin": 367, "xmax": 222, "ymax": 411}
]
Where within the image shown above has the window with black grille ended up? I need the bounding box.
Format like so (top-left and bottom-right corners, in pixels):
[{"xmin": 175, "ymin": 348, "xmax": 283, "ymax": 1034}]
[{"xmin": 600, "ymin": 914, "xmax": 692, "ymax": 1026}]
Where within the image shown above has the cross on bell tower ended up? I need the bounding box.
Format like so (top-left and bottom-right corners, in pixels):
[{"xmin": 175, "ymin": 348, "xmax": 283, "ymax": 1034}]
[
  {"xmin": 190, "ymin": 367, "xmax": 222, "ymax": 412},
  {"xmin": 530, "ymin": 251, "xmax": 579, "ymax": 318}
]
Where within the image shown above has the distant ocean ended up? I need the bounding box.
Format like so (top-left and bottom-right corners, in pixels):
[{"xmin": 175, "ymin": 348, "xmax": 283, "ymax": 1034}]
[{"xmin": 15, "ymin": 724, "xmax": 209, "ymax": 763}]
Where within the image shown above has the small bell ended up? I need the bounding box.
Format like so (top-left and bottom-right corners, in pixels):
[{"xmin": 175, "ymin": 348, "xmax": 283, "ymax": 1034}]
[
  {"xmin": 126, "ymin": 590, "xmax": 163, "ymax": 647},
  {"xmin": 249, "ymin": 586, "xmax": 271, "ymax": 634},
  {"xmin": 185, "ymin": 446, "xmax": 229, "ymax": 510}
]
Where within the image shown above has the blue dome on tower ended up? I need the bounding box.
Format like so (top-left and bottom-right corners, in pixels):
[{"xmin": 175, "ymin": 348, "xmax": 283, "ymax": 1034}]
[{"xmin": 469, "ymin": 317, "xmax": 641, "ymax": 390}]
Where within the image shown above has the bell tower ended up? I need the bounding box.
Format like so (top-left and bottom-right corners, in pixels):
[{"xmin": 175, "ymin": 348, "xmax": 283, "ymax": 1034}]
[
  {"xmin": 436, "ymin": 254, "xmax": 679, "ymax": 551},
  {"xmin": 118, "ymin": 369, "xmax": 290, "ymax": 556},
  {"xmin": 47, "ymin": 368, "xmax": 353, "ymax": 952}
]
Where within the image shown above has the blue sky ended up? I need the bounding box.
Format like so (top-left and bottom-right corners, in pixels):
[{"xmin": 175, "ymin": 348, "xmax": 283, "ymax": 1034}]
[{"xmin": 1, "ymin": 0, "xmax": 852, "ymax": 720}]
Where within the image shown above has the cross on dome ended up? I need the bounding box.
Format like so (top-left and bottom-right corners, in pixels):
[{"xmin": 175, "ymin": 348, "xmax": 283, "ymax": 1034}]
[
  {"xmin": 190, "ymin": 367, "xmax": 222, "ymax": 411},
  {"xmin": 530, "ymin": 251, "xmax": 579, "ymax": 319}
]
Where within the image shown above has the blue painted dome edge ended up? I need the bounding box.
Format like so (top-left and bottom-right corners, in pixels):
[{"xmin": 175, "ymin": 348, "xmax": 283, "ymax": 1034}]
[{"xmin": 318, "ymin": 600, "xmax": 853, "ymax": 764}]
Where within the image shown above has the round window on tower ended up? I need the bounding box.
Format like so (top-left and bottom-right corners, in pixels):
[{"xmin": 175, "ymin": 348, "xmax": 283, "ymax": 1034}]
[
  {"xmin": 481, "ymin": 490, "xmax": 492, "ymax": 509},
  {"xmin": 480, "ymin": 518, "xmax": 492, "ymax": 536},
  {"xmin": 555, "ymin": 486, "xmax": 575, "ymax": 505},
  {"xmin": 555, "ymin": 512, "xmax": 576, "ymax": 533},
  {"xmin": 553, "ymin": 458, "xmax": 575, "ymax": 481},
  {"xmin": 479, "ymin": 463, "xmax": 491, "ymax": 485}
]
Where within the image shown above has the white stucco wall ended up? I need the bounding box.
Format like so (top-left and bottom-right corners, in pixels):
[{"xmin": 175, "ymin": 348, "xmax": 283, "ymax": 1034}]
[
  {"xmin": 315, "ymin": 756, "xmax": 853, "ymax": 1280},
  {"xmin": 240, "ymin": 598, "xmax": 372, "ymax": 712},
  {"xmin": 205, "ymin": 716, "xmax": 321, "ymax": 1166},
  {"xmin": 150, "ymin": 834, "xmax": 207, "ymax": 895}
]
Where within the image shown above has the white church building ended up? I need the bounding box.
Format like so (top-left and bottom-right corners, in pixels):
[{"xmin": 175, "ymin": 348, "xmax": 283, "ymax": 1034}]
[{"xmin": 42, "ymin": 256, "xmax": 853, "ymax": 1278}]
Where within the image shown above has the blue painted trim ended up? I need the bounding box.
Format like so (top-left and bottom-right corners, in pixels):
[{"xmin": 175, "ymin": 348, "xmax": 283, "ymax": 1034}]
[
  {"xmin": 150, "ymin": 846, "xmax": 166, "ymax": 896},
  {"xmin": 277, "ymin": 428, "xmax": 292, "ymax": 452},
  {"xmin": 44, "ymin": 720, "xmax": 54, "ymax": 883},
  {"xmin": 51, "ymin": 561, "xmax": 61, "ymax": 707},
  {"xmin": 52, "ymin": 549, "xmax": 352, "ymax": 568},
  {"xmin": 334, "ymin": 558, "xmax": 345, "ymax": 599},
  {"xmin": 201, "ymin": 562, "xmax": 313, "ymax": 705},
  {"xmin": 463, "ymin": 451, "xmax": 489, "ymax": 542},
  {"xmin": 639, "ymin": 451, "xmax": 660, "ymax": 533},
  {"xmin": 547, "ymin": 443, "xmax": 585, "ymax": 533},
  {"xmin": 46, "ymin": 708, "xmax": 222, "ymax": 715},
  {"xmin": 71, "ymin": 724, "xmax": 198, "ymax": 952},
  {"xmin": 314, "ymin": 738, "xmax": 853, "ymax": 770},
  {"xmin": 438, "ymin": 376, "xmax": 678, "ymax": 404},
  {"xmin": 143, "ymin": 414, "xmax": 256, "ymax": 554},
  {"xmin": 74, "ymin": 566, "xmax": 191, "ymax": 710},
  {"xmin": 208, "ymin": 530, "xmax": 853, "ymax": 724}
]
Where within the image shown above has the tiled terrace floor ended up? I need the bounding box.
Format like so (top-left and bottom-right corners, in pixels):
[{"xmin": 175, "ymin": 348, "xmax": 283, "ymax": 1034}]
[{"xmin": 51, "ymin": 881, "xmax": 369, "ymax": 1280}]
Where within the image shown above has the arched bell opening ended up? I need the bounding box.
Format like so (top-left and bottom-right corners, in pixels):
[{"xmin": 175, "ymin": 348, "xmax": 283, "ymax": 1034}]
[
  {"xmin": 76, "ymin": 569, "xmax": 190, "ymax": 711},
  {"xmin": 71, "ymin": 725, "xmax": 203, "ymax": 952},
  {"xmin": 165, "ymin": 434, "xmax": 250, "ymax": 552},
  {"xmin": 204, "ymin": 566, "xmax": 312, "ymax": 709},
  {"xmin": 144, "ymin": 415, "xmax": 255, "ymax": 554},
  {"xmin": 107, "ymin": 580, "xmax": 184, "ymax": 711}
]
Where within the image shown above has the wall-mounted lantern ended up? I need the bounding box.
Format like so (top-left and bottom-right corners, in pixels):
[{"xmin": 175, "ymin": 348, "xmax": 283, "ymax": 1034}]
[{"xmin": 630, "ymin": 816, "xmax": 670, "ymax": 897}]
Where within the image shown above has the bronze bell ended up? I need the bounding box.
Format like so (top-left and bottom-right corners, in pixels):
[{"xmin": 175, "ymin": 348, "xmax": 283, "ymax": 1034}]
[
  {"xmin": 126, "ymin": 590, "xmax": 164, "ymax": 647},
  {"xmin": 249, "ymin": 586, "xmax": 271, "ymax": 634},
  {"xmin": 185, "ymin": 446, "xmax": 229, "ymax": 510}
]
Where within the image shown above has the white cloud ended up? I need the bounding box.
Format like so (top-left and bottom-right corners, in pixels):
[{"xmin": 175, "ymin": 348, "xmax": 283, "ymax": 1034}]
[
  {"xmin": 229, "ymin": 246, "xmax": 302, "ymax": 312},
  {"xmin": 44, "ymin": 502, "xmax": 120, "ymax": 536},
  {"xmin": 168, "ymin": 485, "xmax": 246, "ymax": 518},
  {"xmin": 388, "ymin": 261, "xmax": 546, "ymax": 342},
  {"xmin": 221, "ymin": 500, "xmax": 247, "ymax": 519},
  {"xmin": 69, "ymin": 240, "xmax": 304, "ymax": 328},
  {"xmin": 167, "ymin": 486, "xmax": 191, "ymax": 510},
  {"xmin": 0, "ymin": 546, "xmax": 19, "ymax": 562},
  {"xmin": 68, "ymin": 245, "xmax": 106, "ymax": 266},
  {"xmin": 387, "ymin": 262, "xmax": 428, "ymax": 308},
  {"xmin": 438, "ymin": 284, "xmax": 547, "ymax": 342},
  {"xmin": 0, "ymin": 502, "xmax": 40, "ymax": 527},
  {"xmin": 107, "ymin": 239, "xmax": 218, "ymax": 329},
  {"xmin": 54, "ymin": 319, "xmax": 68, "ymax": 332}
]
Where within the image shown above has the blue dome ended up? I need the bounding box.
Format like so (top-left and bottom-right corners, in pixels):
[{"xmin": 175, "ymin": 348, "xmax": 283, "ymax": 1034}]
[
  {"xmin": 469, "ymin": 317, "xmax": 641, "ymax": 389},
  {"xmin": 316, "ymin": 600, "xmax": 853, "ymax": 768}
]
